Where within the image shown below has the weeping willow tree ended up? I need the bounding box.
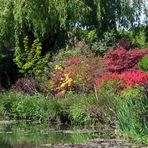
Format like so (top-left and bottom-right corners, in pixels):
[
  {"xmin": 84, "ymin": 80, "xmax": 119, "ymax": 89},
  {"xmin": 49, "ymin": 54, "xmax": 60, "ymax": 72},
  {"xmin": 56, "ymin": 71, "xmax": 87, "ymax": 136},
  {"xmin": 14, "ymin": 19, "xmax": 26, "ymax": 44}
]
[
  {"xmin": 0, "ymin": 0, "xmax": 90, "ymax": 50},
  {"xmin": 0, "ymin": 0, "xmax": 147, "ymax": 51}
]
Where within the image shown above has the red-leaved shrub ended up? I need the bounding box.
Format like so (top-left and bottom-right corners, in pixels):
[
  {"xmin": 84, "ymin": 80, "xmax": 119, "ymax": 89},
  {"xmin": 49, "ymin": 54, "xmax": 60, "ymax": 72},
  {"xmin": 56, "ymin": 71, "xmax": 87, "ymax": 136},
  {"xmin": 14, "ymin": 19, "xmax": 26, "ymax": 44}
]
[
  {"xmin": 104, "ymin": 48, "xmax": 148, "ymax": 73},
  {"xmin": 64, "ymin": 57, "xmax": 81, "ymax": 66},
  {"xmin": 119, "ymin": 71, "xmax": 148, "ymax": 87},
  {"xmin": 96, "ymin": 70, "xmax": 148, "ymax": 88}
]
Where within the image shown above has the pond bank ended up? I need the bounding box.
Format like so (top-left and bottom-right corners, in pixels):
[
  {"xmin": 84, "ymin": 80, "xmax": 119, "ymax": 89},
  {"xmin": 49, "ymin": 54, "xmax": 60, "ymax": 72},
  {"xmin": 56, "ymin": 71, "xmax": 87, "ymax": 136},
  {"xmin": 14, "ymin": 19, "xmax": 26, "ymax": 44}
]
[{"xmin": 42, "ymin": 139, "xmax": 147, "ymax": 148}]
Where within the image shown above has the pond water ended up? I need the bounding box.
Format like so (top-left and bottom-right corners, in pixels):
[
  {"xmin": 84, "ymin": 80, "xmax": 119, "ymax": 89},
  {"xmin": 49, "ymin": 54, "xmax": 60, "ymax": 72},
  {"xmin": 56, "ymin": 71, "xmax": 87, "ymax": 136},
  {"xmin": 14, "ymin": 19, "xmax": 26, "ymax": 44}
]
[
  {"xmin": 0, "ymin": 121, "xmax": 145, "ymax": 148},
  {"xmin": 0, "ymin": 121, "xmax": 115, "ymax": 148}
]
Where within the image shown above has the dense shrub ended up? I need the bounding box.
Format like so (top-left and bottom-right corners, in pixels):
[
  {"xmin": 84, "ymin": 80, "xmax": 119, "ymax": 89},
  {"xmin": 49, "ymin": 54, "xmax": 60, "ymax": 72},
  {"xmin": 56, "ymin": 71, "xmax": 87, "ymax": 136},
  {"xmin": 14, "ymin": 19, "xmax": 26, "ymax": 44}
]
[
  {"xmin": 96, "ymin": 71, "xmax": 148, "ymax": 88},
  {"xmin": 12, "ymin": 78, "xmax": 37, "ymax": 95},
  {"xmin": 35, "ymin": 76, "xmax": 52, "ymax": 95},
  {"xmin": 91, "ymin": 31, "xmax": 117, "ymax": 55},
  {"xmin": 48, "ymin": 100, "xmax": 63, "ymax": 123},
  {"xmin": 104, "ymin": 48, "xmax": 148, "ymax": 73},
  {"xmin": 50, "ymin": 56, "xmax": 103, "ymax": 95},
  {"xmin": 98, "ymin": 78, "xmax": 123, "ymax": 95},
  {"xmin": 138, "ymin": 55, "xmax": 148, "ymax": 71},
  {"xmin": 119, "ymin": 26, "xmax": 148, "ymax": 48},
  {"xmin": 143, "ymin": 83, "xmax": 148, "ymax": 97},
  {"xmin": 51, "ymin": 41, "xmax": 92, "ymax": 70},
  {"xmin": 119, "ymin": 71, "xmax": 148, "ymax": 87}
]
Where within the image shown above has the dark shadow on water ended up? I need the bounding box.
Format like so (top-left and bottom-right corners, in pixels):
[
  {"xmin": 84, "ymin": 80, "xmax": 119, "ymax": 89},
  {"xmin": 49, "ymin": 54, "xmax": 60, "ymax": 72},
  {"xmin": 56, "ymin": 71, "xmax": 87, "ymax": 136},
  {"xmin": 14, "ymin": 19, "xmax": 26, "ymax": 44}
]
[{"xmin": 0, "ymin": 141, "xmax": 12, "ymax": 148}]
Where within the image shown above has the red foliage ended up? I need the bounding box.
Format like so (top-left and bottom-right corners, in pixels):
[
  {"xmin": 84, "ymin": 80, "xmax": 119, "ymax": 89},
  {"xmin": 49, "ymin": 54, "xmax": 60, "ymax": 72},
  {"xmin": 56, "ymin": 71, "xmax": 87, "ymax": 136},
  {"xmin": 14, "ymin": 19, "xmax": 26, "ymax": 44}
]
[
  {"xmin": 96, "ymin": 70, "xmax": 148, "ymax": 88},
  {"xmin": 104, "ymin": 48, "xmax": 148, "ymax": 73},
  {"xmin": 95, "ymin": 72, "xmax": 120, "ymax": 87},
  {"xmin": 64, "ymin": 57, "xmax": 81, "ymax": 67},
  {"xmin": 119, "ymin": 71, "xmax": 148, "ymax": 86}
]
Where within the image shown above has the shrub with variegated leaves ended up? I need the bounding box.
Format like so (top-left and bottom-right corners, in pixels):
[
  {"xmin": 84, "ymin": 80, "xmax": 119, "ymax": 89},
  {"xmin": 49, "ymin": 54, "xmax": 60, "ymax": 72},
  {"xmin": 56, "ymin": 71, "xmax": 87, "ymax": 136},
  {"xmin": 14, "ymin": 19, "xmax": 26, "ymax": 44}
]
[{"xmin": 50, "ymin": 56, "xmax": 103, "ymax": 96}]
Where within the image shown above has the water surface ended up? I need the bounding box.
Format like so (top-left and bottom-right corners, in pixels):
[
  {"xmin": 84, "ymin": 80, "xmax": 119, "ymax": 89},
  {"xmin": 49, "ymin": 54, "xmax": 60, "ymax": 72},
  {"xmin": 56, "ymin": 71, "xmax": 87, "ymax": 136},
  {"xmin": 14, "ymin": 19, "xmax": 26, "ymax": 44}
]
[{"xmin": 0, "ymin": 122, "xmax": 114, "ymax": 148}]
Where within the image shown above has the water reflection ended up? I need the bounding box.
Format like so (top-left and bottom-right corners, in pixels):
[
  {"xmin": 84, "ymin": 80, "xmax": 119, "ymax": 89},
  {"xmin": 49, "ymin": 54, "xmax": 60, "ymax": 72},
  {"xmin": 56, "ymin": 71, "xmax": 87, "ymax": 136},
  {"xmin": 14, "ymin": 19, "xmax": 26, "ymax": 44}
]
[{"xmin": 0, "ymin": 122, "xmax": 113, "ymax": 148}]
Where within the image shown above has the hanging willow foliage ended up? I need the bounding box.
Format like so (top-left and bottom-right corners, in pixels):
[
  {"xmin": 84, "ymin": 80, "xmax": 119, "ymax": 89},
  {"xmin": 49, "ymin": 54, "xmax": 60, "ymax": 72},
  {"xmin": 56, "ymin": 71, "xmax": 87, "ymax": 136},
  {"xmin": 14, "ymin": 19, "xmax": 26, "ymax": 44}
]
[{"xmin": 0, "ymin": 0, "xmax": 146, "ymax": 49}]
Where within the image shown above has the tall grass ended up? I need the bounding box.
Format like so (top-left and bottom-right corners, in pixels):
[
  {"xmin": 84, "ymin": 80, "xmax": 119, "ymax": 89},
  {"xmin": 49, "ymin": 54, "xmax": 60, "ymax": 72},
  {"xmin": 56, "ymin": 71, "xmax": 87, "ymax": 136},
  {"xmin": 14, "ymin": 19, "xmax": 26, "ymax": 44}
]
[{"xmin": 117, "ymin": 86, "xmax": 148, "ymax": 143}]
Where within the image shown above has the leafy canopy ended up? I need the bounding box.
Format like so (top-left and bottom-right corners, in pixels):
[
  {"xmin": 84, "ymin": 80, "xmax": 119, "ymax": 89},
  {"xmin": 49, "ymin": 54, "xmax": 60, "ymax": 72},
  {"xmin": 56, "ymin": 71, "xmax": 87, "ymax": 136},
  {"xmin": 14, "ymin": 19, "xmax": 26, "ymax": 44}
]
[{"xmin": 0, "ymin": 0, "xmax": 146, "ymax": 49}]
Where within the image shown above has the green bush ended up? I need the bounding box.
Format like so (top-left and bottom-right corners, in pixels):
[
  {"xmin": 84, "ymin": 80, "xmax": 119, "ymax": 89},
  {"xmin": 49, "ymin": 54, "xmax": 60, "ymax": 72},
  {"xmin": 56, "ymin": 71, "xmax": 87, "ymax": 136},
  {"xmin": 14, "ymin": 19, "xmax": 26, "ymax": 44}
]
[
  {"xmin": 91, "ymin": 30, "xmax": 116, "ymax": 55},
  {"xmin": 53, "ymin": 79, "xmax": 123, "ymax": 126},
  {"xmin": 14, "ymin": 36, "xmax": 50, "ymax": 77},
  {"xmin": 138, "ymin": 56, "xmax": 148, "ymax": 71},
  {"xmin": 130, "ymin": 27, "xmax": 148, "ymax": 48},
  {"xmin": 117, "ymin": 86, "xmax": 148, "ymax": 143},
  {"xmin": 0, "ymin": 91, "xmax": 49, "ymax": 121},
  {"xmin": 35, "ymin": 76, "xmax": 52, "ymax": 95},
  {"xmin": 118, "ymin": 26, "xmax": 148, "ymax": 48},
  {"xmin": 76, "ymin": 29, "xmax": 117, "ymax": 55}
]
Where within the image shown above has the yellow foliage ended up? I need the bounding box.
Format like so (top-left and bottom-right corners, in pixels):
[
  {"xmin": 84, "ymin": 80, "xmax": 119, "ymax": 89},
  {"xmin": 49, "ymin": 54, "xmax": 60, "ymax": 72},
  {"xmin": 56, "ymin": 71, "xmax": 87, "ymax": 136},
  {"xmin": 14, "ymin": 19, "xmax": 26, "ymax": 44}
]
[{"xmin": 55, "ymin": 65, "xmax": 63, "ymax": 71}]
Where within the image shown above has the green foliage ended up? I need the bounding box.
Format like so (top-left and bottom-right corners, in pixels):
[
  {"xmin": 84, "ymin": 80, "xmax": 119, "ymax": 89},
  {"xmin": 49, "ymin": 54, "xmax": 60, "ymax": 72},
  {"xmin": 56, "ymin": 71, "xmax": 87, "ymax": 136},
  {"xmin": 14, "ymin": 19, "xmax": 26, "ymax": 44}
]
[
  {"xmin": 118, "ymin": 26, "xmax": 148, "ymax": 48},
  {"xmin": 0, "ymin": 91, "xmax": 49, "ymax": 121},
  {"xmin": 48, "ymin": 100, "xmax": 62, "ymax": 121},
  {"xmin": 130, "ymin": 26, "xmax": 148, "ymax": 48},
  {"xmin": 72, "ymin": 29, "xmax": 117, "ymax": 55},
  {"xmin": 14, "ymin": 36, "xmax": 50, "ymax": 77},
  {"xmin": 0, "ymin": 92, "xmax": 5, "ymax": 118},
  {"xmin": 117, "ymin": 86, "xmax": 148, "ymax": 143},
  {"xmin": 45, "ymin": 92, "xmax": 106, "ymax": 125},
  {"xmin": 0, "ymin": 0, "xmax": 91, "ymax": 49},
  {"xmin": 97, "ymin": 78, "xmax": 123, "ymax": 119},
  {"xmin": 91, "ymin": 31, "xmax": 116, "ymax": 55},
  {"xmin": 68, "ymin": 94, "xmax": 95, "ymax": 125},
  {"xmin": 139, "ymin": 56, "xmax": 148, "ymax": 71},
  {"xmin": 0, "ymin": 0, "xmax": 15, "ymax": 48},
  {"xmin": 0, "ymin": 0, "xmax": 146, "ymax": 50},
  {"xmin": 86, "ymin": 30, "xmax": 97, "ymax": 43},
  {"xmin": 35, "ymin": 76, "xmax": 52, "ymax": 95}
]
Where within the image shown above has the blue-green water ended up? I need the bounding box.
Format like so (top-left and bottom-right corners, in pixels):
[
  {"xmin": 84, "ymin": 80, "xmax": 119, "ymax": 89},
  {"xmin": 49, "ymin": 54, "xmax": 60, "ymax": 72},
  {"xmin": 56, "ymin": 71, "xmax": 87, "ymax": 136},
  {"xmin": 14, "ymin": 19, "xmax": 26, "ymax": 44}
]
[{"xmin": 0, "ymin": 122, "xmax": 114, "ymax": 148}]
